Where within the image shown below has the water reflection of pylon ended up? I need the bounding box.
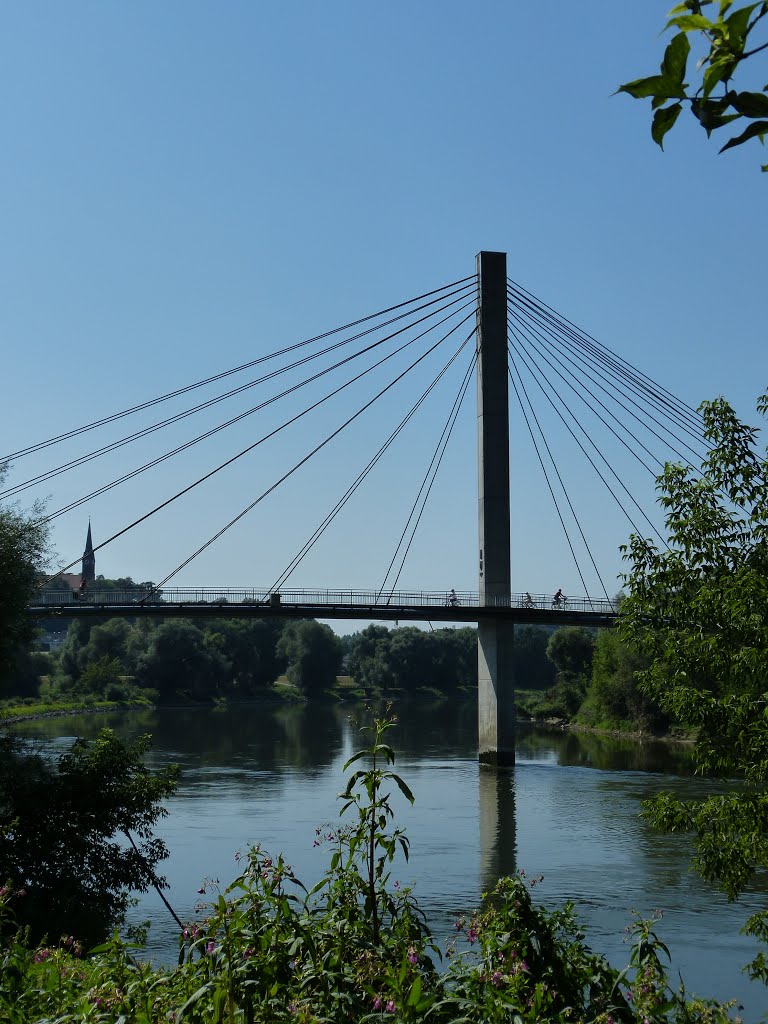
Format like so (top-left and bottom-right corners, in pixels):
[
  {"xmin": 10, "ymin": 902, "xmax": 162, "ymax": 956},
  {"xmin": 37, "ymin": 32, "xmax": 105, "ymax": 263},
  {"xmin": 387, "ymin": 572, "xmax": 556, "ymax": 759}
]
[{"xmin": 479, "ymin": 766, "xmax": 517, "ymax": 894}]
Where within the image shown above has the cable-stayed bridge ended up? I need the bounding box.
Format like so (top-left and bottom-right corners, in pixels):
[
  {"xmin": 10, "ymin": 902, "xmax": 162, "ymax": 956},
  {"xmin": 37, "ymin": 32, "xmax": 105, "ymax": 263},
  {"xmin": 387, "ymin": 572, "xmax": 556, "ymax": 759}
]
[
  {"xmin": 7, "ymin": 252, "xmax": 708, "ymax": 760},
  {"xmin": 29, "ymin": 587, "xmax": 617, "ymax": 627}
]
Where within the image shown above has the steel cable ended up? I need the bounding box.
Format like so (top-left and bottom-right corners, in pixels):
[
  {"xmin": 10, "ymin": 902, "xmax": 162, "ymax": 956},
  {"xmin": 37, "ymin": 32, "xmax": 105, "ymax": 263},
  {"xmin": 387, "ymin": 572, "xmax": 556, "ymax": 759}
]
[
  {"xmin": 2, "ymin": 282, "xmax": 477, "ymax": 499},
  {"xmin": 507, "ymin": 289, "xmax": 708, "ymax": 456},
  {"xmin": 141, "ymin": 318, "xmax": 473, "ymax": 596},
  {"xmin": 3, "ymin": 274, "xmax": 477, "ymax": 463},
  {"xmin": 40, "ymin": 306, "xmax": 478, "ymax": 589},
  {"xmin": 506, "ymin": 290, "xmax": 708, "ymax": 460},
  {"xmin": 377, "ymin": 348, "xmax": 477, "ymax": 602},
  {"xmin": 507, "ymin": 351, "xmax": 610, "ymax": 604},
  {"xmin": 269, "ymin": 333, "xmax": 476, "ymax": 593},
  {"xmin": 507, "ymin": 278, "xmax": 704, "ymax": 433},
  {"xmin": 44, "ymin": 296, "xmax": 478, "ymax": 521},
  {"xmin": 508, "ymin": 323, "xmax": 667, "ymax": 547}
]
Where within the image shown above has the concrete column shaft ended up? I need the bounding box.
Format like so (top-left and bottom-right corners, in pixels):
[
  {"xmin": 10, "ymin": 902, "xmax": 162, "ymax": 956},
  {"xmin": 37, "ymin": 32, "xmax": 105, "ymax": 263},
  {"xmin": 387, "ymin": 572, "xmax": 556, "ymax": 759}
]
[{"xmin": 476, "ymin": 251, "xmax": 515, "ymax": 765}]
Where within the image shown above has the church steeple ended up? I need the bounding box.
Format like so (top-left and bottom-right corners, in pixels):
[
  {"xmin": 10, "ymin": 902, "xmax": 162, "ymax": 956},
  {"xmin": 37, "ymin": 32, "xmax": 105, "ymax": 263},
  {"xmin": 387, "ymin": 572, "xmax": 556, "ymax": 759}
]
[{"xmin": 82, "ymin": 521, "xmax": 96, "ymax": 583}]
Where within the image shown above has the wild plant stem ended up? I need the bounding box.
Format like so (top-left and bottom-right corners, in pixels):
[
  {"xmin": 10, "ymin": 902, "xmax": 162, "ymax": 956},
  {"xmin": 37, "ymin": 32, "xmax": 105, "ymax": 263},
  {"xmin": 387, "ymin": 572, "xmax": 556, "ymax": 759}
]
[{"xmin": 369, "ymin": 746, "xmax": 380, "ymax": 944}]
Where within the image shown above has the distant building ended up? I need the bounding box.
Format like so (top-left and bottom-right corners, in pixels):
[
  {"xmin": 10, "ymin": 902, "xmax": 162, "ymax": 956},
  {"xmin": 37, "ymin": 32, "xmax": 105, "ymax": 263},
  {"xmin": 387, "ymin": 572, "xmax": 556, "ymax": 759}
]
[
  {"xmin": 82, "ymin": 521, "xmax": 95, "ymax": 583},
  {"xmin": 45, "ymin": 522, "xmax": 96, "ymax": 593}
]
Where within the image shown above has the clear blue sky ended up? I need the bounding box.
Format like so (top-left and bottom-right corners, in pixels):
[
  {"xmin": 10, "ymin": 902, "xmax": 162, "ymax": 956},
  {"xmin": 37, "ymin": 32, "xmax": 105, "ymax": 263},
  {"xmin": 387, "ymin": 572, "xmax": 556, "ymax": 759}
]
[{"xmin": 1, "ymin": 2, "xmax": 766, "ymax": 617}]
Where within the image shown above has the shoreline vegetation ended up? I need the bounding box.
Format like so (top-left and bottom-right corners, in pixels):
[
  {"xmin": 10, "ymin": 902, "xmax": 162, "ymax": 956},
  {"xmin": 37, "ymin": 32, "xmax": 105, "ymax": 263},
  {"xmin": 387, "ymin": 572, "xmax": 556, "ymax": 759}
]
[
  {"xmin": 0, "ymin": 689, "xmax": 693, "ymax": 749},
  {"xmin": 7, "ymin": 599, "xmax": 676, "ymax": 738},
  {"xmin": 0, "ymin": 712, "xmax": 741, "ymax": 1023}
]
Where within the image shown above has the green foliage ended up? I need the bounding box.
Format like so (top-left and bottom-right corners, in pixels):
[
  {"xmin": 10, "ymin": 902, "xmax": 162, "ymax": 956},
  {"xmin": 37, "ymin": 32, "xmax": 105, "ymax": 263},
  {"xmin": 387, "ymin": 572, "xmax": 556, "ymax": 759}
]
[
  {"xmin": 134, "ymin": 619, "xmax": 231, "ymax": 701},
  {"xmin": 0, "ymin": 469, "xmax": 50, "ymax": 688},
  {"xmin": 3, "ymin": 648, "xmax": 53, "ymax": 699},
  {"xmin": 0, "ymin": 713, "xmax": 742, "ymax": 1022},
  {"xmin": 0, "ymin": 728, "xmax": 179, "ymax": 946},
  {"xmin": 581, "ymin": 627, "xmax": 668, "ymax": 732},
  {"xmin": 77, "ymin": 654, "xmax": 125, "ymax": 696},
  {"xmin": 277, "ymin": 619, "xmax": 343, "ymax": 696},
  {"xmin": 512, "ymin": 625, "xmax": 556, "ymax": 690},
  {"xmin": 91, "ymin": 574, "xmax": 158, "ymax": 593},
  {"xmin": 546, "ymin": 625, "xmax": 595, "ymax": 677},
  {"xmin": 618, "ymin": 2, "xmax": 768, "ymax": 169},
  {"xmin": 347, "ymin": 624, "xmax": 477, "ymax": 694},
  {"xmin": 619, "ymin": 392, "xmax": 768, "ymax": 918},
  {"xmin": 202, "ymin": 618, "xmax": 284, "ymax": 693},
  {"xmin": 517, "ymin": 627, "xmax": 597, "ymax": 721}
]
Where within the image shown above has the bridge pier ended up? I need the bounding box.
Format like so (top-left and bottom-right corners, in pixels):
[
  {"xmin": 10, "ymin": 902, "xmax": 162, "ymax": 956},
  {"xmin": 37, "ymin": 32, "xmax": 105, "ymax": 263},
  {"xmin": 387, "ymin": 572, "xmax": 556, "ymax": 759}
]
[{"xmin": 476, "ymin": 251, "xmax": 515, "ymax": 765}]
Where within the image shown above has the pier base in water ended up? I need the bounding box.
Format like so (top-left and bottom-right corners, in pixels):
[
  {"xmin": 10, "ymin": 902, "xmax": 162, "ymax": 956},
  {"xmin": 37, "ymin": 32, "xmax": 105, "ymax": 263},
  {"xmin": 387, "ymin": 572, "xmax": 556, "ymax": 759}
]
[{"xmin": 477, "ymin": 618, "xmax": 516, "ymax": 765}]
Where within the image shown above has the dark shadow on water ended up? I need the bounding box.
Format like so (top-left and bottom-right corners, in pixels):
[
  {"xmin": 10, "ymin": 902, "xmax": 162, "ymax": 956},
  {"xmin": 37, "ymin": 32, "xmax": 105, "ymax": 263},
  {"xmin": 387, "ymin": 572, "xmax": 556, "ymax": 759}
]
[
  {"xmin": 516, "ymin": 726, "xmax": 695, "ymax": 776},
  {"xmin": 479, "ymin": 765, "xmax": 517, "ymax": 893}
]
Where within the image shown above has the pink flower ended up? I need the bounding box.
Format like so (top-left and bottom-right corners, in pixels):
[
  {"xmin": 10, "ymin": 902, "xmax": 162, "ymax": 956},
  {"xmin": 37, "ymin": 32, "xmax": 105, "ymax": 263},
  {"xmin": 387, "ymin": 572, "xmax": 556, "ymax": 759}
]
[
  {"xmin": 491, "ymin": 970, "xmax": 503, "ymax": 987},
  {"xmin": 386, "ymin": 1000, "xmax": 396, "ymax": 1013},
  {"xmin": 467, "ymin": 926, "xmax": 479, "ymax": 943},
  {"xmin": 407, "ymin": 947, "xmax": 418, "ymax": 965},
  {"xmin": 33, "ymin": 948, "xmax": 52, "ymax": 963},
  {"xmin": 206, "ymin": 941, "xmax": 215, "ymax": 955},
  {"xmin": 372, "ymin": 997, "xmax": 382, "ymax": 1010}
]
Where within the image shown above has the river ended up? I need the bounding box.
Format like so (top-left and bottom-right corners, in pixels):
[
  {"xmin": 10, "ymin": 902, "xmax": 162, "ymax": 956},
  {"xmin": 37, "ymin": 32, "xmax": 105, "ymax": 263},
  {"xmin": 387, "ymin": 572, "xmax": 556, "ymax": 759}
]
[{"xmin": 13, "ymin": 700, "xmax": 768, "ymax": 1017}]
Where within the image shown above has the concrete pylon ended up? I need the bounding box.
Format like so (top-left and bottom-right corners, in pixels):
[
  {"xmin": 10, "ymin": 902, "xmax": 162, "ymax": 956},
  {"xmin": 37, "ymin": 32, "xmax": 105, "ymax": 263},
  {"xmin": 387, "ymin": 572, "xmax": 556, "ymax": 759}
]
[{"xmin": 476, "ymin": 251, "xmax": 515, "ymax": 765}]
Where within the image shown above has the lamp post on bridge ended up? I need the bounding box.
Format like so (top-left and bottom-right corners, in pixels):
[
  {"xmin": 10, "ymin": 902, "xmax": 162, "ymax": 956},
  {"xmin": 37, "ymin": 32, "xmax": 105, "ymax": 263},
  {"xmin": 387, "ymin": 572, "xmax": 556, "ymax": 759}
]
[{"xmin": 476, "ymin": 251, "xmax": 515, "ymax": 765}]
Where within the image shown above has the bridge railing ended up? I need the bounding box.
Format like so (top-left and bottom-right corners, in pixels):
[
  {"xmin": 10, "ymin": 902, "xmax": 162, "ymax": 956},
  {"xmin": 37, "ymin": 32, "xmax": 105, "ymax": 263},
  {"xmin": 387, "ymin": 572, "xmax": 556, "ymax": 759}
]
[{"xmin": 31, "ymin": 587, "xmax": 618, "ymax": 614}]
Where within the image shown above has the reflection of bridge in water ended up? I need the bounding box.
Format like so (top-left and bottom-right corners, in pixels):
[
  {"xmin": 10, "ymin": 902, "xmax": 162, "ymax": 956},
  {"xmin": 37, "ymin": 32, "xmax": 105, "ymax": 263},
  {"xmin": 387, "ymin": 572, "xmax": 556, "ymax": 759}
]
[{"xmin": 30, "ymin": 586, "xmax": 618, "ymax": 627}]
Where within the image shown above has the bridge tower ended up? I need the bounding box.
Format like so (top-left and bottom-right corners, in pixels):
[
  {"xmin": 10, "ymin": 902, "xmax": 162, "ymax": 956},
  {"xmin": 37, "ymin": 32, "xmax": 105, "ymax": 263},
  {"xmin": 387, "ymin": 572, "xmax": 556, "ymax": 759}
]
[{"xmin": 476, "ymin": 251, "xmax": 514, "ymax": 765}]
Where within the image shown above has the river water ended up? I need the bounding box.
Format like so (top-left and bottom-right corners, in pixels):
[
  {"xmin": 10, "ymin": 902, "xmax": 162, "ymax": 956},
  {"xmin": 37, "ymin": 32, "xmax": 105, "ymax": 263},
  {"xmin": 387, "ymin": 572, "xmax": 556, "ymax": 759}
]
[{"xmin": 13, "ymin": 701, "xmax": 768, "ymax": 1017}]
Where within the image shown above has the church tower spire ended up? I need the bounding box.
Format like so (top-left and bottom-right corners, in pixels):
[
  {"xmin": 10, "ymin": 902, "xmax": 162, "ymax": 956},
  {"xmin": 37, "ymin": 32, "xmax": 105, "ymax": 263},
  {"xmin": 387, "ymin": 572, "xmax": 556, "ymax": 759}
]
[{"xmin": 82, "ymin": 521, "xmax": 96, "ymax": 583}]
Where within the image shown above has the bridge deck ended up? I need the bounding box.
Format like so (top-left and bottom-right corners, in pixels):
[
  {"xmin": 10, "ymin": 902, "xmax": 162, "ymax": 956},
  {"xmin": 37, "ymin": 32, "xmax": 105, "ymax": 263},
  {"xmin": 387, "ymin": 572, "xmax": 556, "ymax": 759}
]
[{"xmin": 29, "ymin": 588, "xmax": 618, "ymax": 628}]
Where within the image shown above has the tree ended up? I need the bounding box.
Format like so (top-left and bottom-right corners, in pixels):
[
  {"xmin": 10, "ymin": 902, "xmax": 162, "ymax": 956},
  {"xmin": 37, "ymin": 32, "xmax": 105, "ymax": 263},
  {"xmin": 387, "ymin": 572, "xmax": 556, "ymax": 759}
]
[
  {"xmin": 347, "ymin": 625, "xmax": 394, "ymax": 691},
  {"xmin": 90, "ymin": 574, "xmax": 158, "ymax": 593},
  {"xmin": 513, "ymin": 625, "xmax": 557, "ymax": 690},
  {"xmin": 134, "ymin": 619, "xmax": 230, "ymax": 701},
  {"xmin": 618, "ymin": 390, "xmax": 768, "ymax": 979},
  {"xmin": 0, "ymin": 469, "xmax": 50, "ymax": 687},
  {"xmin": 277, "ymin": 620, "xmax": 342, "ymax": 696},
  {"xmin": 0, "ymin": 728, "xmax": 179, "ymax": 946},
  {"xmin": 584, "ymin": 627, "xmax": 665, "ymax": 731},
  {"xmin": 619, "ymin": 2, "xmax": 768, "ymax": 170},
  {"xmin": 546, "ymin": 627, "xmax": 595, "ymax": 677},
  {"xmin": 203, "ymin": 619, "xmax": 284, "ymax": 693},
  {"xmin": 347, "ymin": 625, "xmax": 477, "ymax": 694}
]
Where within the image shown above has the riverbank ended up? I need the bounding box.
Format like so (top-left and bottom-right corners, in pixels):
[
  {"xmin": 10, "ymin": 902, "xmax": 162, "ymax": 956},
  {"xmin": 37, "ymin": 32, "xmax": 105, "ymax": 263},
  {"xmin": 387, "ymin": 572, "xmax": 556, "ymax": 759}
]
[
  {"xmin": 0, "ymin": 697, "xmax": 155, "ymax": 724},
  {"xmin": 3, "ymin": 695, "xmax": 693, "ymax": 749},
  {"xmin": 12, "ymin": 702, "xmax": 755, "ymax": 1013}
]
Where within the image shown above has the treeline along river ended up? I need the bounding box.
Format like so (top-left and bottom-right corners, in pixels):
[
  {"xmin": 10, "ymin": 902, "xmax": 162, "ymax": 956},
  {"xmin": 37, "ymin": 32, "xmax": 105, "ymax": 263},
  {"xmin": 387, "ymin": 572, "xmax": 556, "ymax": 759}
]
[{"xmin": 13, "ymin": 701, "xmax": 768, "ymax": 1017}]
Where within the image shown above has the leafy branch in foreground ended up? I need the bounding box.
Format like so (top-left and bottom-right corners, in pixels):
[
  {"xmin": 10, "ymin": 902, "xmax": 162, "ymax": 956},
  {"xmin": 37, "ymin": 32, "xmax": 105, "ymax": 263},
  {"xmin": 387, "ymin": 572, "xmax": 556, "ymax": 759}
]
[
  {"xmin": 619, "ymin": 389, "xmax": 768, "ymax": 980},
  {"xmin": 618, "ymin": 1, "xmax": 768, "ymax": 169}
]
